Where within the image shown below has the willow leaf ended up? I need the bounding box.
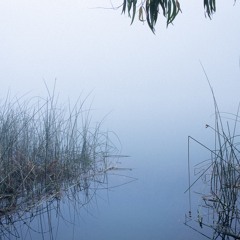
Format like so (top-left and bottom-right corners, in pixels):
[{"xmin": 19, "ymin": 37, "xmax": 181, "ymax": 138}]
[
  {"xmin": 204, "ymin": 0, "xmax": 211, "ymax": 18},
  {"xmin": 152, "ymin": 0, "xmax": 159, "ymax": 25},
  {"xmin": 167, "ymin": 0, "xmax": 172, "ymax": 25},
  {"xmin": 176, "ymin": 0, "xmax": 181, "ymax": 13},
  {"xmin": 167, "ymin": 0, "xmax": 177, "ymax": 25},
  {"xmin": 146, "ymin": 0, "xmax": 155, "ymax": 32},
  {"xmin": 131, "ymin": 0, "xmax": 137, "ymax": 24},
  {"xmin": 127, "ymin": 0, "xmax": 132, "ymax": 17},
  {"xmin": 159, "ymin": 0, "xmax": 166, "ymax": 16},
  {"xmin": 210, "ymin": 0, "xmax": 216, "ymax": 12},
  {"xmin": 122, "ymin": 0, "xmax": 127, "ymax": 14}
]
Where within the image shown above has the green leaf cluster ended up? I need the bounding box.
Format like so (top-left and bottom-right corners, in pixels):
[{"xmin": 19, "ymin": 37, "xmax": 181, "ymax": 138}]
[
  {"xmin": 204, "ymin": 0, "xmax": 216, "ymax": 18},
  {"xmin": 122, "ymin": 0, "xmax": 181, "ymax": 33},
  {"xmin": 121, "ymin": 0, "xmax": 223, "ymax": 32}
]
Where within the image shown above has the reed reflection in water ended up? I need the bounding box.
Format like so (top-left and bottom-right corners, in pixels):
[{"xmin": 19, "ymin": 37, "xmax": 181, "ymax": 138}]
[{"xmin": 0, "ymin": 90, "xmax": 135, "ymax": 239}]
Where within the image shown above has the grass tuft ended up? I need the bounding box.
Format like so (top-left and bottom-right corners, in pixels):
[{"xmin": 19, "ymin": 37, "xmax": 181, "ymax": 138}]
[
  {"xmin": 0, "ymin": 89, "xmax": 120, "ymax": 220},
  {"xmin": 185, "ymin": 67, "xmax": 240, "ymax": 239}
]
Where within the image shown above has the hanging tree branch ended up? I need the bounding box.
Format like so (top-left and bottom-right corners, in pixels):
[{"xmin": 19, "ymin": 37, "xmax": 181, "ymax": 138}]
[
  {"xmin": 122, "ymin": 0, "xmax": 182, "ymax": 33},
  {"xmin": 121, "ymin": 0, "xmax": 235, "ymax": 33}
]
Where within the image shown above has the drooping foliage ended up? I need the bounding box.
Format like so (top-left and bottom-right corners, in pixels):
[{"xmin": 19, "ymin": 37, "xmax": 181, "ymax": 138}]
[{"xmin": 121, "ymin": 0, "xmax": 220, "ymax": 32}]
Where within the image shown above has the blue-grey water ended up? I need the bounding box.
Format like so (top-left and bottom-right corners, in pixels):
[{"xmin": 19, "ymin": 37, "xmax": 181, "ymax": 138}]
[
  {"xmin": 0, "ymin": 0, "xmax": 240, "ymax": 239},
  {"xmin": 0, "ymin": 136, "xmax": 212, "ymax": 240}
]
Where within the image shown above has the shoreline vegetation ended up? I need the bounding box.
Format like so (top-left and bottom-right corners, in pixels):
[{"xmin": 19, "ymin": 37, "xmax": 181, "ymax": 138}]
[
  {"xmin": 185, "ymin": 75, "xmax": 240, "ymax": 239},
  {"xmin": 0, "ymin": 88, "xmax": 131, "ymax": 236}
]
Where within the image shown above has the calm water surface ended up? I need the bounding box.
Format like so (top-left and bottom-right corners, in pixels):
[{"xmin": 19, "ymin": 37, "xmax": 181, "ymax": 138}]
[{"xmin": 0, "ymin": 149, "xmax": 207, "ymax": 240}]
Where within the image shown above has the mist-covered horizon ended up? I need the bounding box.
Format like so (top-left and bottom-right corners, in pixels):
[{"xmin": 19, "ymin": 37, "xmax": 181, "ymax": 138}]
[{"xmin": 0, "ymin": 0, "xmax": 240, "ymax": 239}]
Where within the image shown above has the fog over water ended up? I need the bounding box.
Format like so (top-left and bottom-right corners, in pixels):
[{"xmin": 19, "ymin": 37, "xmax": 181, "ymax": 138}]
[{"xmin": 0, "ymin": 0, "xmax": 240, "ymax": 239}]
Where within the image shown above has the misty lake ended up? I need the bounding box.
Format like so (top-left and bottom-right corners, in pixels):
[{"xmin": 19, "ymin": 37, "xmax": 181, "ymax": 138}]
[
  {"xmin": 0, "ymin": 150, "xmax": 196, "ymax": 240},
  {"xmin": 0, "ymin": 86, "xmax": 215, "ymax": 240},
  {"xmin": 1, "ymin": 88, "xmax": 239, "ymax": 240},
  {"xmin": 0, "ymin": 0, "xmax": 240, "ymax": 239},
  {"xmin": 0, "ymin": 90, "xmax": 208, "ymax": 240}
]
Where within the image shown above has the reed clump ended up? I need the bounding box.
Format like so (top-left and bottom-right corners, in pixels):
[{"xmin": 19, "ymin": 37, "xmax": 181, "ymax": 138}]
[
  {"xmin": 0, "ymin": 91, "xmax": 118, "ymax": 218},
  {"xmin": 185, "ymin": 72, "xmax": 240, "ymax": 239}
]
